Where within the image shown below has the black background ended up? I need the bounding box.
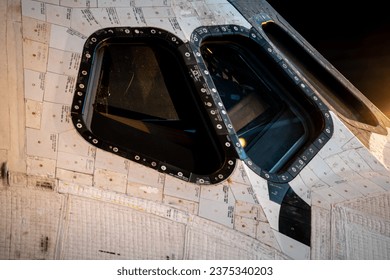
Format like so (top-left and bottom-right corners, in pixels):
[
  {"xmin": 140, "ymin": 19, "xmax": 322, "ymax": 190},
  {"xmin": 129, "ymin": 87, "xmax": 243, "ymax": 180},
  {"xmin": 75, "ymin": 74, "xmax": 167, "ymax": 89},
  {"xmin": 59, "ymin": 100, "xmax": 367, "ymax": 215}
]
[{"xmin": 267, "ymin": 0, "xmax": 390, "ymax": 117}]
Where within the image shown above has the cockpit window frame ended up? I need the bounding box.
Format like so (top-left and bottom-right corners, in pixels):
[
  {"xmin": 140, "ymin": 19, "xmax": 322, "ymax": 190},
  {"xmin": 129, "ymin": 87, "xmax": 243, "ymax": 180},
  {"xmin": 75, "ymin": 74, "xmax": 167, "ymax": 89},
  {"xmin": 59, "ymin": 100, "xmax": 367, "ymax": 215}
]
[
  {"xmin": 71, "ymin": 25, "xmax": 333, "ymax": 184},
  {"xmin": 190, "ymin": 25, "xmax": 333, "ymax": 183},
  {"xmin": 71, "ymin": 27, "xmax": 238, "ymax": 185}
]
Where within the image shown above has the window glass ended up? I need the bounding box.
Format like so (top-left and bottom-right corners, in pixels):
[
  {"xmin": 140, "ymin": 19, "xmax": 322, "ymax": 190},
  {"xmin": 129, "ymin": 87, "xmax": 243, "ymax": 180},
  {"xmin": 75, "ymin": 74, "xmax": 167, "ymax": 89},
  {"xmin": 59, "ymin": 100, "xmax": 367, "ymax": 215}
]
[
  {"xmin": 87, "ymin": 38, "xmax": 226, "ymax": 175},
  {"xmin": 96, "ymin": 44, "xmax": 179, "ymax": 121},
  {"xmin": 201, "ymin": 37, "xmax": 317, "ymax": 173}
]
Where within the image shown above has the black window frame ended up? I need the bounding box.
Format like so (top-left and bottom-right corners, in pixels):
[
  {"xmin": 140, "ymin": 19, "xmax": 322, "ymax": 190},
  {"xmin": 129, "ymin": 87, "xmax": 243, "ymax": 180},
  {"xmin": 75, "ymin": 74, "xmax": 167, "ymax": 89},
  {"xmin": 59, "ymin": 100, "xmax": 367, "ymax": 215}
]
[
  {"xmin": 190, "ymin": 25, "xmax": 333, "ymax": 183},
  {"xmin": 71, "ymin": 27, "xmax": 237, "ymax": 184}
]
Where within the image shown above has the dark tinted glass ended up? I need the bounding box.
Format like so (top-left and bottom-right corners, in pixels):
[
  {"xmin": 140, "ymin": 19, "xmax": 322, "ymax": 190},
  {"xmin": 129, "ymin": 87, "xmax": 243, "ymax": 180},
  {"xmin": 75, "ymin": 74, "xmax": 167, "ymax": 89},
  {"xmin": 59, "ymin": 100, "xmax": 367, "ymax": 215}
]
[
  {"xmin": 89, "ymin": 40, "xmax": 225, "ymax": 175},
  {"xmin": 201, "ymin": 37, "xmax": 314, "ymax": 173}
]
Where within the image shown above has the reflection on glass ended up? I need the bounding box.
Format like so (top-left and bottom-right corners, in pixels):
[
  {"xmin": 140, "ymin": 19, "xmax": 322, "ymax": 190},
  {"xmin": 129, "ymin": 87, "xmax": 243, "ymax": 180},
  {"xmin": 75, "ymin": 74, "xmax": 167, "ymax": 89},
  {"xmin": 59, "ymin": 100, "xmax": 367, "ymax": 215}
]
[
  {"xmin": 88, "ymin": 41, "xmax": 225, "ymax": 175},
  {"xmin": 201, "ymin": 38, "xmax": 314, "ymax": 173}
]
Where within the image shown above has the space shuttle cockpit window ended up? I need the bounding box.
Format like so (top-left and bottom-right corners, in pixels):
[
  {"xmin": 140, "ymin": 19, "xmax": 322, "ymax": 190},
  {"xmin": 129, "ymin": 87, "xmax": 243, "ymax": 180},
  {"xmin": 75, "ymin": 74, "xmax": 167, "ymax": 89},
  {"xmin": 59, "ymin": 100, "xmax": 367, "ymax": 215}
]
[
  {"xmin": 200, "ymin": 33, "xmax": 326, "ymax": 176},
  {"xmin": 71, "ymin": 27, "xmax": 235, "ymax": 184},
  {"xmin": 90, "ymin": 39, "xmax": 227, "ymax": 176},
  {"xmin": 72, "ymin": 26, "xmax": 332, "ymax": 184}
]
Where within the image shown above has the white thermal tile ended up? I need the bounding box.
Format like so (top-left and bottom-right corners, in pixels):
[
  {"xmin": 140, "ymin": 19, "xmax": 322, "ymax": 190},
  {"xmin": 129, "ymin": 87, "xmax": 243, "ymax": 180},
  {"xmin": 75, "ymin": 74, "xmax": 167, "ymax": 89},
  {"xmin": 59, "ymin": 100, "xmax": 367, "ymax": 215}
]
[
  {"xmin": 60, "ymin": 0, "xmax": 98, "ymax": 8},
  {"xmin": 49, "ymin": 24, "xmax": 86, "ymax": 52},
  {"xmin": 191, "ymin": 1, "xmax": 213, "ymax": 20},
  {"xmin": 23, "ymin": 40, "xmax": 49, "ymax": 72},
  {"xmin": 337, "ymin": 149, "xmax": 372, "ymax": 174},
  {"xmin": 27, "ymin": 176, "xmax": 57, "ymax": 191},
  {"xmin": 127, "ymin": 162, "xmax": 164, "ymax": 187},
  {"xmin": 112, "ymin": 7, "xmax": 132, "ymax": 25},
  {"xmin": 44, "ymin": 73, "xmax": 74, "ymax": 104},
  {"xmin": 44, "ymin": 72, "xmax": 75, "ymax": 105},
  {"xmin": 328, "ymin": 112, "xmax": 355, "ymax": 144},
  {"xmin": 272, "ymin": 230, "xmax": 310, "ymax": 260},
  {"xmin": 26, "ymin": 156, "xmax": 57, "ymax": 177},
  {"xmin": 299, "ymin": 166, "xmax": 328, "ymax": 190},
  {"xmin": 234, "ymin": 215, "xmax": 257, "ymax": 238},
  {"xmin": 342, "ymin": 135, "xmax": 365, "ymax": 151},
  {"xmin": 130, "ymin": 6, "xmax": 147, "ymax": 25},
  {"xmin": 93, "ymin": 168, "xmax": 127, "ymax": 194},
  {"xmin": 26, "ymin": 128, "xmax": 58, "ymax": 159},
  {"xmin": 93, "ymin": 7, "xmax": 122, "ymax": 27},
  {"xmin": 22, "ymin": 17, "xmax": 51, "ymax": 43},
  {"xmin": 312, "ymin": 187, "xmax": 346, "ymax": 205},
  {"xmin": 259, "ymin": 199, "xmax": 280, "ymax": 232},
  {"xmin": 306, "ymin": 155, "xmax": 344, "ymax": 186},
  {"xmin": 22, "ymin": 0, "xmax": 46, "ymax": 21},
  {"xmin": 146, "ymin": 18, "xmax": 186, "ymax": 39},
  {"xmin": 228, "ymin": 161, "xmax": 251, "ymax": 185},
  {"xmin": 28, "ymin": 176, "xmax": 54, "ymax": 190},
  {"xmin": 56, "ymin": 168, "xmax": 93, "ymax": 186},
  {"xmin": 133, "ymin": 0, "xmax": 171, "ymax": 7},
  {"xmin": 24, "ymin": 69, "xmax": 46, "ymax": 101},
  {"xmin": 234, "ymin": 200, "xmax": 267, "ymax": 222},
  {"xmin": 349, "ymin": 177, "xmax": 387, "ymax": 196},
  {"xmin": 46, "ymin": 4, "xmax": 72, "ymax": 27},
  {"xmin": 70, "ymin": 8, "xmax": 103, "ymax": 37},
  {"xmin": 47, "ymin": 48, "xmax": 81, "ymax": 76},
  {"xmin": 198, "ymin": 198, "xmax": 234, "ymax": 228},
  {"xmin": 207, "ymin": 3, "xmax": 251, "ymax": 27},
  {"xmin": 229, "ymin": 181, "xmax": 259, "ymax": 204},
  {"xmin": 163, "ymin": 175, "xmax": 200, "ymax": 202},
  {"xmin": 311, "ymin": 191, "xmax": 332, "ymax": 210},
  {"xmin": 126, "ymin": 182, "xmax": 163, "ymax": 202},
  {"xmin": 163, "ymin": 195, "xmax": 199, "ymax": 214},
  {"xmin": 95, "ymin": 149, "xmax": 129, "ymax": 174},
  {"xmin": 323, "ymin": 153, "xmax": 355, "ymax": 177},
  {"xmin": 364, "ymin": 173, "xmax": 390, "ymax": 191},
  {"xmin": 56, "ymin": 151, "xmax": 95, "ymax": 174},
  {"xmin": 40, "ymin": 102, "xmax": 73, "ymax": 133},
  {"xmin": 256, "ymin": 221, "xmax": 281, "ymax": 251},
  {"xmin": 97, "ymin": 0, "xmax": 133, "ymax": 7},
  {"xmin": 330, "ymin": 182, "xmax": 364, "ymax": 201},
  {"xmin": 289, "ymin": 175, "xmax": 311, "ymax": 206},
  {"xmin": 174, "ymin": 16, "xmax": 201, "ymax": 40},
  {"xmin": 242, "ymin": 164, "xmax": 270, "ymax": 202},
  {"xmin": 317, "ymin": 136, "xmax": 344, "ymax": 159},
  {"xmin": 115, "ymin": 7, "xmax": 147, "ymax": 26},
  {"xmin": 142, "ymin": 6, "xmax": 175, "ymax": 18},
  {"xmin": 58, "ymin": 129, "xmax": 96, "ymax": 158},
  {"xmin": 172, "ymin": 1, "xmax": 197, "ymax": 17},
  {"xmin": 25, "ymin": 99, "xmax": 43, "ymax": 129},
  {"xmin": 200, "ymin": 183, "xmax": 235, "ymax": 204}
]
